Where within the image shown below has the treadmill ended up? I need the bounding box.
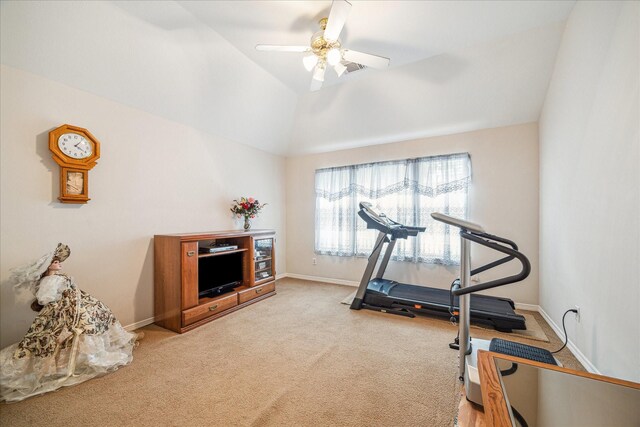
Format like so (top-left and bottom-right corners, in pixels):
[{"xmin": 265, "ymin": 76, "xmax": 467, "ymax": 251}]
[{"xmin": 350, "ymin": 202, "xmax": 526, "ymax": 332}]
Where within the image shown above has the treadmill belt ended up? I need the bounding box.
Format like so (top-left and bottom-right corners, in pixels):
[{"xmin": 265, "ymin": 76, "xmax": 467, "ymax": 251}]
[
  {"xmin": 364, "ymin": 279, "xmax": 525, "ymax": 331},
  {"xmin": 385, "ymin": 281, "xmax": 516, "ymax": 316},
  {"xmin": 388, "ymin": 283, "xmax": 450, "ymax": 304}
]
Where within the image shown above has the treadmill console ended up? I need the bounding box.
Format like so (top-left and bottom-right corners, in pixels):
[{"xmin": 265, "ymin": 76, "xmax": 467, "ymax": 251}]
[{"xmin": 358, "ymin": 202, "xmax": 425, "ymax": 239}]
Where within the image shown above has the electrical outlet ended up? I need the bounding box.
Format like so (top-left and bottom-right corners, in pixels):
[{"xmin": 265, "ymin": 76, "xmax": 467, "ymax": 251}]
[
  {"xmin": 312, "ymin": 258, "xmax": 317, "ymax": 265},
  {"xmin": 574, "ymin": 305, "xmax": 581, "ymax": 323}
]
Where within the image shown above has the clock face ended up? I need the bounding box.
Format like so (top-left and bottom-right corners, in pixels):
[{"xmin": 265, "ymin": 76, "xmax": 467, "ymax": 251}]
[{"xmin": 57, "ymin": 133, "xmax": 93, "ymax": 159}]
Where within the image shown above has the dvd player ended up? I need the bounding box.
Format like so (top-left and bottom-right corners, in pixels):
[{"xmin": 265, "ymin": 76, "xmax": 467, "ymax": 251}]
[{"xmin": 199, "ymin": 244, "xmax": 238, "ymax": 253}]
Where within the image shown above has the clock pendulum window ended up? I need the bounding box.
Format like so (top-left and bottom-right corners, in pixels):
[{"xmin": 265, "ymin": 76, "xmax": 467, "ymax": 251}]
[{"xmin": 48, "ymin": 124, "xmax": 101, "ymax": 204}]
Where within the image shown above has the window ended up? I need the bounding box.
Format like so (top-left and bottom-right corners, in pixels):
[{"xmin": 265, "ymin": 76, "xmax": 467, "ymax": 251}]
[{"xmin": 315, "ymin": 153, "xmax": 471, "ymax": 265}]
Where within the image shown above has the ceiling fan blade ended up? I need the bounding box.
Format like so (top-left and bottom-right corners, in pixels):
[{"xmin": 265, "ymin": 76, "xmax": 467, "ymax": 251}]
[
  {"xmin": 323, "ymin": 0, "xmax": 352, "ymax": 42},
  {"xmin": 342, "ymin": 49, "xmax": 390, "ymax": 69},
  {"xmin": 310, "ymin": 63, "xmax": 326, "ymax": 91},
  {"xmin": 334, "ymin": 62, "xmax": 347, "ymax": 77},
  {"xmin": 255, "ymin": 45, "xmax": 311, "ymax": 53},
  {"xmin": 310, "ymin": 79, "xmax": 323, "ymax": 92}
]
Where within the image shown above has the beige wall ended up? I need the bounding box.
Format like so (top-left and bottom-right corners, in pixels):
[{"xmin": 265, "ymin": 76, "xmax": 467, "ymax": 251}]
[
  {"xmin": 0, "ymin": 1, "xmax": 297, "ymax": 155},
  {"xmin": 0, "ymin": 66, "xmax": 287, "ymax": 347},
  {"xmin": 539, "ymin": 1, "xmax": 639, "ymax": 381},
  {"xmin": 286, "ymin": 122, "xmax": 539, "ymax": 306}
]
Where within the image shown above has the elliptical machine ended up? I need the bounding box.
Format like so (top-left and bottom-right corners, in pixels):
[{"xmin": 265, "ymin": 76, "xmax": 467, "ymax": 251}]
[{"xmin": 431, "ymin": 212, "xmax": 558, "ymax": 405}]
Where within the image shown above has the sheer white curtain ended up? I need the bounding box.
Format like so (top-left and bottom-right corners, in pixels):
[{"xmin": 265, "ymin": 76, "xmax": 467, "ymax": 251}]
[{"xmin": 315, "ymin": 153, "xmax": 471, "ymax": 265}]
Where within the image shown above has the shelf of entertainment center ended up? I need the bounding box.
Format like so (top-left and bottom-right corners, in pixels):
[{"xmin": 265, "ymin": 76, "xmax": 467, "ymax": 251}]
[
  {"xmin": 198, "ymin": 248, "xmax": 248, "ymax": 258},
  {"xmin": 198, "ymin": 286, "xmax": 240, "ymax": 305}
]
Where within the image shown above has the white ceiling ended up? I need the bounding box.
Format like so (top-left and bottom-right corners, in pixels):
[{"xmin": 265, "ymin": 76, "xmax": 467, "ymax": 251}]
[
  {"xmin": 1, "ymin": 1, "xmax": 577, "ymax": 156},
  {"xmin": 178, "ymin": 1, "xmax": 575, "ymax": 94},
  {"xmin": 290, "ymin": 20, "xmax": 568, "ymax": 156}
]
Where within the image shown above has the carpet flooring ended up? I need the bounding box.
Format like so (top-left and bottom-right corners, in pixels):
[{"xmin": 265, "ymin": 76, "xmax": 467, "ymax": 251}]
[{"xmin": 0, "ymin": 278, "xmax": 583, "ymax": 426}]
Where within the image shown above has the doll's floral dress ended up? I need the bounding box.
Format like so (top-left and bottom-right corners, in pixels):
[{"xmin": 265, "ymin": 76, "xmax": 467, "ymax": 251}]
[{"xmin": 0, "ymin": 274, "xmax": 137, "ymax": 402}]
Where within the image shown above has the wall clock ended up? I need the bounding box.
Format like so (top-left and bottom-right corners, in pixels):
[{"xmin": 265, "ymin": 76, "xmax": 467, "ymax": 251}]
[{"xmin": 48, "ymin": 124, "xmax": 101, "ymax": 204}]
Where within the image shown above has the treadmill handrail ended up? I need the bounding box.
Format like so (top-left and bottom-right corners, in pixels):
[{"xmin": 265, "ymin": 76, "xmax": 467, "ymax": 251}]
[
  {"xmin": 452, "ymin": 231, "xmax": 531, "ymax": 296},
  {"xmin": 386, "ymin": 217, "xmax": 423, "ymax": 237}
]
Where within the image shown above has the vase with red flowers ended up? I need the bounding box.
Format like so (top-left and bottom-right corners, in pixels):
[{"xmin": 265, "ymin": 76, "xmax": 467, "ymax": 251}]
[{"xmin": 230, "ymin": 197, "xmax": 267, "ymax": 230}]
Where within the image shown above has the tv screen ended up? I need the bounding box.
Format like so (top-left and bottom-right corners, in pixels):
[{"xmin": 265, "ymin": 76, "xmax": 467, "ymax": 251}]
[{"xmin": 198, "ymin": 252, "xmax": 243, "ymax": 297}]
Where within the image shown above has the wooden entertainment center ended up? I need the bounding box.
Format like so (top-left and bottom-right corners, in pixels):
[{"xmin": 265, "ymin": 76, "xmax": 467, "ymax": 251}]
[{"xmin": 154, "ymin": 229, "xmax": 276, "ymax": 333}]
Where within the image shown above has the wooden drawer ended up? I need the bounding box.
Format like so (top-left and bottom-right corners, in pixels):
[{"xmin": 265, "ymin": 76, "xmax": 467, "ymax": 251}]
[
  {"xmin": 182, "ymin": 293, "xmax": 238, "ymax": 326},
  {"xmin": 238, "ymin": 281, "xmax": 275, "ymax": 304}
]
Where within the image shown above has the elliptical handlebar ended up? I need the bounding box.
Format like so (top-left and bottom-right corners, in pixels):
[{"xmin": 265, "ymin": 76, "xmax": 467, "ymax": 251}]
[
  {"xmin": 430, "ymin": 212, "xmax": 484, "ymax": 234},
  {"xmin": 431, "ymin": 212, "xmax": 531, "ymax": 296},
  {"xmin": 467, "ymin": 232, "xmax": 519, "ymax": 277},
  {"xmin": 452, "ymin": 231, "xmax": 531, "ymax": 296}
]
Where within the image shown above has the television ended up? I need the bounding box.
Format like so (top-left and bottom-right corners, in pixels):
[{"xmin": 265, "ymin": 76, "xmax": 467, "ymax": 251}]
[{"xmin": 198, "ymin": 252, "xmax": 243, "ymax": 298}]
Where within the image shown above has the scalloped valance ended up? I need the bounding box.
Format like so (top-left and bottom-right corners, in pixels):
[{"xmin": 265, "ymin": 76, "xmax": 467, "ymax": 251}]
[{"xmin": 315, "ymin": 153, "xmax": 471, "ymax": 201}]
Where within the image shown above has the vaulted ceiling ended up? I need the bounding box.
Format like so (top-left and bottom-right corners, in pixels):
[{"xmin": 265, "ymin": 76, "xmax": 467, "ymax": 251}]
[
  {"xmin": 0, "ymin": 1, "xmax": 576, "ymax": 156},
  {"xmin": 179, "ymin": 1, "xmax": 574, "ymax": 94}
]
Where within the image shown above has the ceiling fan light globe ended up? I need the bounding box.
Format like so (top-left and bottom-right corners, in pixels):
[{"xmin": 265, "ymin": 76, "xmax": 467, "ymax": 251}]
[
  {"xmin": 303, "ymin": 54, "xmax": 319, "ymax": 72},
  {"xmin": 312, "ymin": 63, "xmax": 326, "ymax": 82},
  {"xmin": 327, "ymin": 48, "xmax": 342, "ymax": 66}
]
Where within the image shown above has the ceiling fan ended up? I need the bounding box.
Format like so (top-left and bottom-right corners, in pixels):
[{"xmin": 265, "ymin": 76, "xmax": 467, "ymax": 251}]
[{"xmin": 255, "ymin": 0, "xmax": 390, "ymax": 91}]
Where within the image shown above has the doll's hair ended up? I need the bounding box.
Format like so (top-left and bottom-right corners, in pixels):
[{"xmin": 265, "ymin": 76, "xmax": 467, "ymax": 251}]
[
  {"xmin": 32, "ymin": 257, "xmax": 64, "ymax": 311},
  {"xmin": 39, "ymin": 256, "xmax": 62, "ymax": 280}
]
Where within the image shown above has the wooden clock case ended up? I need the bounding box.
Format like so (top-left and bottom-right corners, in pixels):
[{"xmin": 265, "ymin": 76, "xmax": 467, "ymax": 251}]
[{"xmin": 48, "ymin": 124, "xmax": 101, "ymax": 204}]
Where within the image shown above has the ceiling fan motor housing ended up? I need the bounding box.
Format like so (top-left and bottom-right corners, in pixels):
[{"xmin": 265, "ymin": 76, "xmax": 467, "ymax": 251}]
[{"xmin": 311, "ymin": 19, "xmax": 341, "ymax": 60}]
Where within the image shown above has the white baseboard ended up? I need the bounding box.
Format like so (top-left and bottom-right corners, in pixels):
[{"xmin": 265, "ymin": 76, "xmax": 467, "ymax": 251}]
[
  {"xmin": 538, "ymin": 306, "xmax": 600, "ymax": 374},
  {"xmin": 514, "ymin": 302, "xmax": 539, "ymax": 312},
  {"xmin": 279, "ymin": 273, "xmax": 359, "ymax": 287},
  {"xmin": 124, "ymin": 316, "xmax": 155, "ymax": 332}
]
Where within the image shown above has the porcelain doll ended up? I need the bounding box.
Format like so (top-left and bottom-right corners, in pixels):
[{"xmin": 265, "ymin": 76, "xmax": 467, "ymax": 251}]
[{"xmin": 0, "ymin": 244, "xmax": 140, "ymax": 403}]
